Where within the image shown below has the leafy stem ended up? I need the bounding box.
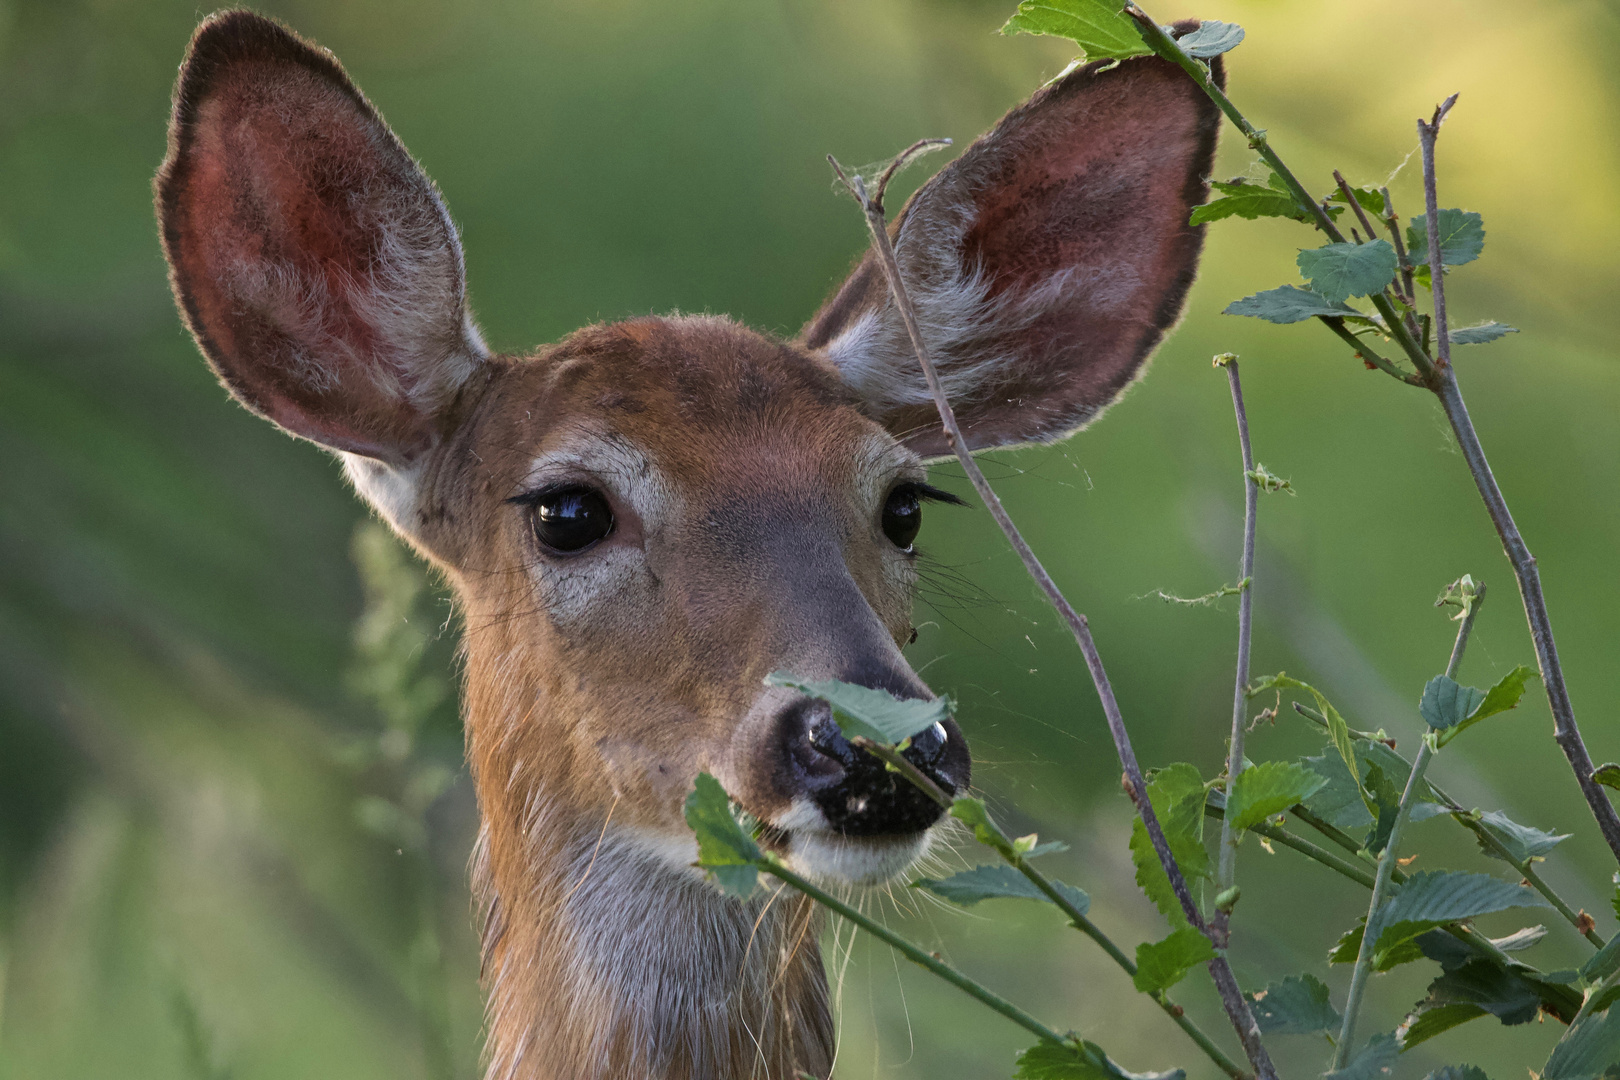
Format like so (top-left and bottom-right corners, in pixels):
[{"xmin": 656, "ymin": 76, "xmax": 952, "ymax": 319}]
[
  {"xmin": 1331, "ymin": 595, "xmax": 1481, "ymax": 1066},
  {"xmin": 853, "ymin": 736, "xmax": 1247, "ymax": 1079},
  {"xmin": 1131, "ymin": 0, "xmax": 1620, "ymax": 867},
  {"xmin": 758, "ymin": 859, "xmax": 1067, "ymax": 1045},
  {"xmin": 1214, "ymin": 354, "xmax": 1257, "ymax": 945},
  {"xmin": 828, "ymin": 149, "xmax": 1279, "ymax": 1080}
]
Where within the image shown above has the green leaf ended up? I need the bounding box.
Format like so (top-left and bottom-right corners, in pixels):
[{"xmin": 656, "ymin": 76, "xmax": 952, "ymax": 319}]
[
  {"xmin": 1222, "ymin": 285, "xmax": 1360, "ymax": 323},
  {"xmin": 1190, "ymin": 180, "xmax": 1305, "ymax": 226},
  {"xmin": 1013, "ymin": 1039, "xmax": 1185, "ymax": 1080},
  {"xmin": 1491, "ymin": 924, "xmax": 1548, "ymax": 952},
  {"xmin": 999, "ymin": 0, "xmax": 1153, "ymax": 61},
  {"xmin": 1369, "ymin": 870, "xmax": 1550, "ymax": 967},
  {"xmin": 1580, "ymin": 932, "xmax": 1620, "ymax": 983},
  {"xmin": 1225, "ymin": 761, "xmax": 1327, "ymax": 830},
  {"xmin": 1408, "ymin": 209, "xmax": 1486, "ymax": 267},
  {"xmin": 1474, "ymin": 809, "xmax": 1570, "ymax": 865},
  {"xmin": 1324, "ymin": 1033, "xmax": 1399, "ymax": 1080},
  {"xmin": 914, "ymin": 864, "xmax": 1090, "ymax": 914},
  {"xmin": 1300, "ymin": 744, "xmax": 1373, "ymax": 830},
  {"xmin": 1593, "ymin": 764, "xmax": 1620, "ymax": 791},
  {"xmin": 1251, "ymin": 674, "xmax": 1363, "ymax": 803},
  {"xmin": 1424, "ymin": 1068, "xmax": 1491, "ymax": 1080},
  {"xmin": 1435, "ymin": 666, "xmax": 1538, "ymax": 748},
  {"xmin": 1361, "ymin": 762, "xmax": 1403, "ymax": 857},
  {"xmin": 1329, "ymin": 185, "xmax": 1387, "ymax": 216},
  {"xmin": 1297, "ymin": 240, "xmax": 1399, "ymax": 302},
  {"xmin": 1420, "ymin": 675, "xmax": 1486, "ymax": 731},
  {"xmin": 1174, "ymin": 20, "xmax": 1244, "ymax": 58},
  {"xmin": 1128, "ymin": 763, "xmax": 1209, "ymax": 927},
  {"xmin": 1025, "ymin": 839, "xmax": 1070, "ymax": 857},
  {"xmin": 1417, "ymin": 932, "xmax": 1584, "ymax": 1022},
  {"xmin": 950, "ymin": 796, "xmax": 1004, "ymax": 851},
  {"xmin": 1328, "ymin": 919, "xmax": 1427, "ymax": 971},
  {"xmin": 766, "ymin": 672, "xmax": 951, "ymax": 746},
  {"xmin": 1451, "ymin": 322, "xmax": 1518, "ymax": 345},
  {"xmin": 683, "ymin": 772, "xmax": 761, "ymax": 898},
  {"xmin": 1398, "ymin": 1002, "xmax": 1487, "ymax": 1049},
  {"xmin": 1543, "ymin": 1002, "xmax": 1620, "ymax": 1080},
  {"xmin": 1246, "ymin": 973, "xmax": 1340, "ymax": 1035},
  {"xmin": 1132, "ymin": 926, "xmax": 1216, "ymax": 994}
]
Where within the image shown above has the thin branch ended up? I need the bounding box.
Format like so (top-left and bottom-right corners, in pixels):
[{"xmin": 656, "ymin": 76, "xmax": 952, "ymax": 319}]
[
  {"xmin": 1332, "ymin": 171, "xmax": 1382, "ymax": 248},
  {"xmin": 1332, "ymin": 595, "xmax": 1481, "ymax": 1066},
  {"xmin": 1286, "ymin": 667, "xmax": 1606, "ymax": 948},
  {"xmin": 1214, "ymin": 355, "xmax": 1258, "ymax": 947},
  {"xmin": 1204, "ymin": 802, "xmax": 1376, "ymax": 888},
  {"xmin": 1379, "ymin": 186, "xmax": 1418, "ymax": 306},
  {"xmin": 1319, "ymin": 316, "xmax": 1418, "ymax": 384},
  {"xmin": 1416, "ymin": 101, "xmax": 1620, "ymax": 864},
  {"xmin": 856, "ymin": 699, "xmax": 1246, "ymax": 1067},
  {"xmin": 760, "ymin": 860, "xmax": 1066, "ymax": 1045},
  {"xmin": 1122, "ymin": 6, "xmax": 1436, "ymax": 385},
  {"xmin": 1417, "ymin": 97, "xmax": 1459, "ymax": 372},
  {"xmin": 828, "ymin": 154, "xmax": 1278, "ymax": 1080}
]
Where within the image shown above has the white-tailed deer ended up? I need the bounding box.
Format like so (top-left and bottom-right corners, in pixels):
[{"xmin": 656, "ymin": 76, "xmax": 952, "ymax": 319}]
[{"xmin": 156, "ymin": 11, "xmax": 1219, "ymax": 1079}]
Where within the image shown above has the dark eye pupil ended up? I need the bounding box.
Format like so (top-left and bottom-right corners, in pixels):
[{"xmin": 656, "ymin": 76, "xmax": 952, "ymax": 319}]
[
  {"xmin": 533, "ymin": 487, "xmax": 614, "ymax": 553},
  {"xmin": 882, "ymin": 488, "xmax": 922, "ymax": 550}
]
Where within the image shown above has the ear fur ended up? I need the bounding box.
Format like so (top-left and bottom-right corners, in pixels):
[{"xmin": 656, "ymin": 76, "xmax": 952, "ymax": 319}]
[
  {"xmin": 803, "ymin": 43, "xmax": 1223, "ymax": 457},
  {"xmin": 155, "ymin": 10, "xmax": 485, "ymax": 464}
]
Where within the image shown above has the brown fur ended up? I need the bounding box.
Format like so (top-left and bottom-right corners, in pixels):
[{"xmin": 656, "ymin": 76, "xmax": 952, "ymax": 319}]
[{"xmin": 154, "ymin": 11, "xmax": 1221, "ymax": 1078}]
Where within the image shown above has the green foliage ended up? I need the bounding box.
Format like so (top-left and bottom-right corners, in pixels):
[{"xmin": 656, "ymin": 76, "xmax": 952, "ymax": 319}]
[
  {"xmin": 1323, "ymin": 1033, "xmax": 1399, "ymax": 1080},
  {"xmin": 1013, "ymin": 1039, "xmax": 1184, "ymax": 1080},
  {"xmin": 1368, "ymin": 870, "xmax": 1548, "ymax": 968},
  {"xmin": 1420, "ymin": 675, "xmax": 1486, "ymax": 731},
  {"xmin": 683, "ymin": 773, "xmax": 761, "ymax": 898},
  {"xmin": 1593, "ymin": 764, "xmax": 1620, "ymax": 790},
  {"xmin": 1173, "ymin": 20, "xmax": 1244, "ymax": 58},
  {"xmin": 915, "ymin": 864, "xmax": 1090, "ymax": 914},
  {"xmin": 1474, "ymin": 809, "xmax": 1570, "ymax": 864},
  {"xmin": 1191, "ymin": 177, "xmax": 1312, "ymax": 225},
  {"xmin": 1131, "ymin": 927, "xmax": 1215, "ymax": 993},
  {"xmin": 1543, "ymin": 1003, "xmax": 1620, "ymax": 1079},
  {"xmin": 1245, "ymin": 464, "xmax": 1295, "ymax": 495},
  {"xmin": 1329, "ymin": 919, "xmax": 1428, "ymax": 972},
  {"xmin": 1296, "ymin": 240, "xmax": 1399, "ymax": 302},
  {"xmin": 1329, "ymin": 185, "xmax": 1388, "ymax": 215},
  {"xmin": 1251, "ymin": 674, "xmax": 1363, "ymax": 803},
  {"xmin": 1245, "ymin": 973, "xmax": 1340, "ymax": 1035},
  {"xmin": 1408, "ymin": 209, "xmax": 1486, "ymax": 267},
  {"xmin": 1225, "ymin": 760, "xmax": 1326, "ymax": 830},
  {"xmin": 998, "ymin": 0, "xmax": 1152, "ymax": 60},
  {"xmin": 765, "ymin": 672, "xmax": 951, "ymax": 746},
  {"xmin": 1127, "ymin": 764, "xmax": 1209, "ymax": 927},
  {"xmin": 1432, "ymin": 666, "xmax": 1538, "ymax": 747},
  {"xmin": 1360, "ymin": 761, "xmax": 1404, "ymax": 855},
  {"xmin": 1423, "ymin": 1068, "xmax": 1491, "ymax": 1080},
  {"xmin": 1223, "ymin": 285, "xmax": 1361, "ymax": 323},
  {"xmin": 1451, "ymin": 322, "xmax": 1519, "ymax": 345}
]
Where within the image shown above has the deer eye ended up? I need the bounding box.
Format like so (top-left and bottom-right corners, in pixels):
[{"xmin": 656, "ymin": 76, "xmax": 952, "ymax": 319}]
[
  {"xmin": 529, "ymin": 486, "xmax": 614, "ymax": 554},
  {"xmin": 881, "ymin": 486, "xmax": 923, "ymax": 551}
]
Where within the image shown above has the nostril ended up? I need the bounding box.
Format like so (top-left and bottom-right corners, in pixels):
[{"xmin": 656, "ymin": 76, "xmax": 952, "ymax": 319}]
[
  {"xmin": 905, "ymin": 721, "xmax": 948, "ymax": 765},
  {"xmin": 788, "ymin": 701, "xmax": 855, "ymax": 786}
]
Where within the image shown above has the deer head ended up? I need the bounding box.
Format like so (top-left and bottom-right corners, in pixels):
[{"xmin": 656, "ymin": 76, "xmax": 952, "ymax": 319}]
[{"xmin": 156, "ymin": 11, "xmax": 1219, "ymax": 1079}]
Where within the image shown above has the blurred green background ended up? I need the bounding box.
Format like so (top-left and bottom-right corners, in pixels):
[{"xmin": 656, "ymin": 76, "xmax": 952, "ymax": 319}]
[{"xmin": 3, "ymin": 0, "xmax": 1618, "ymax": 1076}]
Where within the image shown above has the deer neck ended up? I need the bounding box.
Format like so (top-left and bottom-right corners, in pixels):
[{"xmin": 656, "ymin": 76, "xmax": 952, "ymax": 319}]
[{"xmin": 463, "ymin": 652, "xmax": 835, "ymax": 1080}]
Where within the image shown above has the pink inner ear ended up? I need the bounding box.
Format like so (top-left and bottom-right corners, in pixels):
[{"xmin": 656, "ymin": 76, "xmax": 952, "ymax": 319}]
[
  {"xmin": 807, "ymin": 54, "xmax": 1219, "ymax": 457},
  {"xmin": 161, "ymin": 19, "xmax": 473, "ymax": 464}
]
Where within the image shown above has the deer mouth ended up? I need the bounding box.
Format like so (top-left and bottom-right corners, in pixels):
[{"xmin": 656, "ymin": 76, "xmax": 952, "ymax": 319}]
[{"xmin": 778, "ymin": 826, "xmax": 937, "ymax": 887}]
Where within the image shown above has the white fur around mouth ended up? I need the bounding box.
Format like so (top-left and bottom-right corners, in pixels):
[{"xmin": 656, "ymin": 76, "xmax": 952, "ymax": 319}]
[{"xmin": 784, "ymin": 829, "xmax": 933, "ymax": 887}]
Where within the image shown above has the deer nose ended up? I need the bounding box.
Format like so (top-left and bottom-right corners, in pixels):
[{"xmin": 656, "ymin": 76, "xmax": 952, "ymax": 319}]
[{"xmin": 787, "ymin": 698, "xmax": 967, "ymax": 837}]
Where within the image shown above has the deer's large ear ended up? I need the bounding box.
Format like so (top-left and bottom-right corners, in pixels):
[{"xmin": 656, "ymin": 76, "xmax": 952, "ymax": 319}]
[
  {"xmin": 803, "ymin": 49, "xmax": 1222, "ymax": 458},
  {"xmin": 155, "ymin": 11, "xmax": 484, "ymax": 465}
]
